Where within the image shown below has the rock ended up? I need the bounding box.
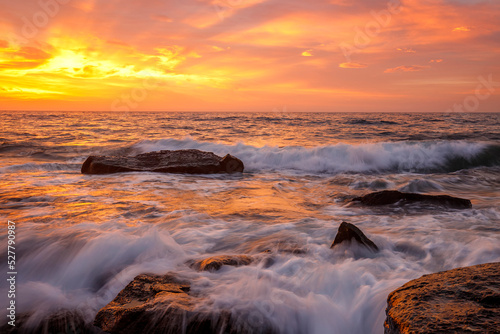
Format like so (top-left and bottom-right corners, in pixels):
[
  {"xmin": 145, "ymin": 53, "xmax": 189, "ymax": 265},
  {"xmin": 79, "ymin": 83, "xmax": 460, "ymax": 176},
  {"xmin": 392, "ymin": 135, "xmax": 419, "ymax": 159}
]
[
  {"xmin": 81, "ymin": 149, "xmax": 244, "ymax": 175},
  {"xmin": 330, "ymin": 222, "xmax": 379, "ymax": 251},
  {"xmin": 94, "ymin": 273, "xmax": 277, "ymax": 334},
  {"xmin": 352, "ymin": 190, "xmax": 471, "ymax": 209},
  {"xmin": 188, "ymin": 254, "xmax": 254, "ymax": 272},
  {"xmin": 384, "ymin": 262, "xmax": 500, "ymax": 334},
  {"xmin": 1, "ymin": 310, "xmax": 102, "ymax": 334}
]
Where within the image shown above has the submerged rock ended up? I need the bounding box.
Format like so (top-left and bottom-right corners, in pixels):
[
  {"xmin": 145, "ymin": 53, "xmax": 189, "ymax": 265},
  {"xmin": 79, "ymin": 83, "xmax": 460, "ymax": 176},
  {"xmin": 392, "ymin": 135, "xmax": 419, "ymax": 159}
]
[
  {"xmin": 188, "ymin": 254, "xmax": 254, "ymax": 272},
  {"xmin": 353, "ymin": 190, "xmax": 471, "ymax": 209},
  {"xmin": 384, "ymin": 262, "xmax": 500, "ymax": 334},
  {"xmin": 94, "ymin": 273, "xmax": 277, "ymax": 334},
  {"xmin": 81, "ymin": 149, "xmax": 244, "ymax": 175},
  {"xmin": 330, "ymin": 221, "xmax": 379, "ymax": 252}
]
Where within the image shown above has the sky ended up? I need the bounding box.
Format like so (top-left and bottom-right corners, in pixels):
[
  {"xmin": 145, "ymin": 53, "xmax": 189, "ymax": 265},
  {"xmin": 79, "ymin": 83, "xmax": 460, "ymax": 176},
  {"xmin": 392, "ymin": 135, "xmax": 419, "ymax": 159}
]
[{"xmin": 0, "ymin": 0, "xmax": 499, "ymax": 112}]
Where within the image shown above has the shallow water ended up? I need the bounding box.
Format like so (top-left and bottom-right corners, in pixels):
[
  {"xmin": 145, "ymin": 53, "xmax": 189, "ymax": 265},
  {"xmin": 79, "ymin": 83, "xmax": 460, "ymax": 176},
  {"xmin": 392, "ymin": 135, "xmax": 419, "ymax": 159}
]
[{"xmin": 1, "ymin": 111, "xmax": 499, "ymax": 333}]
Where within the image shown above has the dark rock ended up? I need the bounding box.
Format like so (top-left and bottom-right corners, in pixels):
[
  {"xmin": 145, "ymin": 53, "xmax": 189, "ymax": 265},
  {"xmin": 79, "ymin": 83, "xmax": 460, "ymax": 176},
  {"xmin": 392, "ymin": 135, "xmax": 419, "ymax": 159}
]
[
  {"xmin": 330, "ymin": 222, "xmax": 379, "ymax": 252},
  {"xmin": 188, "ymin": 254, "xmax": 254, "ymax": 272},
  {"xmin": 81, "ymin": 149, "xmax": 244, "ymax": 175},
  {"xmin": 384, "ymin": 262, "xmax": 500, "ymax": 334},
  {"xmin": 353, "ymin": 190, "xmax": 471, "ymax": 209},
  {"xmin": 94, "ymin": 273, "xmax": 277, "ymax": 334},
  {"xmin": 1, "ymin": 310, "xmax": 102, "ymax": 334}
]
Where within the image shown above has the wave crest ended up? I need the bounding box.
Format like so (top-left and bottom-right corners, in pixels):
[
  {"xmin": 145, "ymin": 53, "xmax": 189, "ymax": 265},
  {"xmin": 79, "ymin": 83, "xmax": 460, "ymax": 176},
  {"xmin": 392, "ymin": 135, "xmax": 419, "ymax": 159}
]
[{"xmin": 129, "ymin": 138, "xmax": 500, "ymax": 174}]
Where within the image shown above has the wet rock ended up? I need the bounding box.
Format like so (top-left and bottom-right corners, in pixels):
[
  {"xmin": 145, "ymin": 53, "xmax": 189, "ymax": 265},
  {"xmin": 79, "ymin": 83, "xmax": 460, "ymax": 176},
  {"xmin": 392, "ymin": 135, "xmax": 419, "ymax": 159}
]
[
  {"xmin": 94, "ymin": 273, "xmax": 277, "ymax": 334},
  {"xmin": 188, "ymin": 254, "xmax": 254, "ymax": 272},
  {"xmin": 330, "ymin": 222, "xmax": 379, "ymax": 252},
  {"xmin": 81, "ymin": 149, "xmax": 244, "ymax": 175},
  {"xmin": 1, "ymin": 310, "xmax": 102, "ymax": 334},
  {"xmin": 384, "ymin": 262, "xmax": 500, "ymax": 334},
  {"xmin": 353, "ymin": 190, "xmax": 471, "ymax": 209}
]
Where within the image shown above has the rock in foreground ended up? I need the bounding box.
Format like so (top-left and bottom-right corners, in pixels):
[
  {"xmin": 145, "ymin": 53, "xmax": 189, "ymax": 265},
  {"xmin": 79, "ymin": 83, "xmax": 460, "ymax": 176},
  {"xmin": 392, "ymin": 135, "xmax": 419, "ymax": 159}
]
[
  {"xmin": 81, "ymin": 149, "xmax": 244, "ymax": 175},
  {"xmin": 330, "ymin": 222, "xmax": 379, "ymax": 252},
  {"xmin": 94, "ymin": 273, "xmax": 277, "ymax": 334},
  {"xmin": 353, "ymin": 190, "xmax": 471, "ymax": 209},
  {"xmin": 384, "ymin": 262, "xmax": 500, "ymax": 334}
]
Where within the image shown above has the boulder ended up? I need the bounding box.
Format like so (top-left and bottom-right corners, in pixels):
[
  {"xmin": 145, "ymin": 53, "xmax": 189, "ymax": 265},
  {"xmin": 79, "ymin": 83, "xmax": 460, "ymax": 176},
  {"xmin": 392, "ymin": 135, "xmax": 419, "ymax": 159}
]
[
  {"xmin": 384, "ymin": 262, "xmax": 500, "ymax": 334},
  {"xmin": 188, "ymin": 255, "xmax": 254, "ymax": 272},
  {"xmin": 353, "ymin": 190, "xmax": 471, "ymax": 209},
  {"xmin": 81, "ymin": 149, "xmax": 244, "ymax": 175},
  {"xmin": 330, "ymin": 222, "xmax": 379, "ymax": 252},
  {"xmin": 94, "ymin": 273, "xmax": 277, "ymax": 334}
]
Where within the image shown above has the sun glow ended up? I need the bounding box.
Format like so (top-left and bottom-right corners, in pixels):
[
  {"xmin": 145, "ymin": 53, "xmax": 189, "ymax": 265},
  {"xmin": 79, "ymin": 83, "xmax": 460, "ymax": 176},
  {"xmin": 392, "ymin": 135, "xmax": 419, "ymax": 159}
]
[{"xmin": 0, "ymin": 0, "xmax": 499, "ymax": 111}]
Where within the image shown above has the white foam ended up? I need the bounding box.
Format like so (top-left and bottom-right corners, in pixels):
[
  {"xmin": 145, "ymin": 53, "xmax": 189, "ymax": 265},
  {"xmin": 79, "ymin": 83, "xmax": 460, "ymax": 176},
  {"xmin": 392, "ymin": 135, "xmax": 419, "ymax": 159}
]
[{"xmin": 129, "ymin": 138, "xmax": 489, "ymax": 174}]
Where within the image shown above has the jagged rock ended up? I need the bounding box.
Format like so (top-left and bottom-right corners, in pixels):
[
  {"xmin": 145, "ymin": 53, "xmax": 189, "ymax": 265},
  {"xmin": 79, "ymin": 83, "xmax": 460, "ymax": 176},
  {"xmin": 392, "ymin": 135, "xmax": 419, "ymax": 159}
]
[
  {"xmin": 188, "ymin": 255, "xmax": 254, "ymax": 272},
  {"xmin": 81, "ymin": 149, "xmax": 244, "ymax": 175},
  {"xmin": 384, "ymin": 262, "xmax": 500, "ymax": 334},
  {"xmin": 353, "ymin": 190, "xmax": 471, "ymax": 209},
  {"xmin": 94, "ymin": 273, "xmax": 277, "ymax": 334},
  {"xmin": 330, "ymin": 222, "xmax": 379, "ymax": 252}
]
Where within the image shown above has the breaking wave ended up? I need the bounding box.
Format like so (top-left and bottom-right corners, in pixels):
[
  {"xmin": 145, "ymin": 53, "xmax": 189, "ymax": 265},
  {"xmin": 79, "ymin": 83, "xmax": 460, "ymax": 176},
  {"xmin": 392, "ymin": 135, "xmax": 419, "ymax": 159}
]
[{"xmin": 129, "ymin": 138, "xmax": 500, "ymax": 174}]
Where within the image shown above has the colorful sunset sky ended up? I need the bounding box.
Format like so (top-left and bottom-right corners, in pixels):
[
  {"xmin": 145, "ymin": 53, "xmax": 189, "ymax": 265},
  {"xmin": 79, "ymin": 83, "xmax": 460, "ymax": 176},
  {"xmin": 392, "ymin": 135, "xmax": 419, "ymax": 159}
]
[{"xmin": 1, "ymin": 0, "xmax": 499, "ymax": 112}]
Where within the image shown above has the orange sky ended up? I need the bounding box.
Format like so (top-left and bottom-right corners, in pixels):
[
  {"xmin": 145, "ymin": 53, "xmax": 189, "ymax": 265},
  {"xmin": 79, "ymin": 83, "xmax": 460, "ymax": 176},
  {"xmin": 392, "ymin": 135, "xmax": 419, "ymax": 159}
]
[{"xmin": 0, "ymin": 0, "xmax": 499, "ymax": 112}]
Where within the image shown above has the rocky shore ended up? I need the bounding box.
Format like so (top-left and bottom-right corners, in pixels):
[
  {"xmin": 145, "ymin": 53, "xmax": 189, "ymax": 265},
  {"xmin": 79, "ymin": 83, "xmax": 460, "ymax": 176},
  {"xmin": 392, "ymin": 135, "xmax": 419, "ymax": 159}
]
[
  {"xmin": 5, "ymin": 221, "xmax": 498, "ymax": 334},
  {"xmin": 384, "ymin": 262, "xmax": 500, "ymax": 334}
]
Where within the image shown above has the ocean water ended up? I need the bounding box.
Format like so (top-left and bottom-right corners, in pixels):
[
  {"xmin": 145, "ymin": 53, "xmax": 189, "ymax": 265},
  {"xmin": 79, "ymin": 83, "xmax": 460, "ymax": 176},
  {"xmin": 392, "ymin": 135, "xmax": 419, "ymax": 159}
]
[{"xmin": 1, "ymin": 111, "xmax": 499, "ymax": 333}]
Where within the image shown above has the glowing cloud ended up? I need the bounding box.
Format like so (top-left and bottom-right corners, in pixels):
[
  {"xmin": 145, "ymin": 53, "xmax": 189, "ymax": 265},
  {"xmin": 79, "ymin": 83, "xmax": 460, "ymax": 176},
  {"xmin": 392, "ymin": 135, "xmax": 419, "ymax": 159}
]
[
  {"xmin": 396, "ymin": 48, "xmax": 416, "ymax": 53},
  {"xmin": 0, "ymin": 0, "xmax": 499, "ymax": 112},
  {"xmin": 453, "ymin": 26, "xmax": 472, "ymax": 32},
  {"xmin": 302, "ymin": 50, "xmax": 313, "ymax": 57},
  {"xmin": 384, "ymin": 65, "xmax": 429, "ymax": 73},
  {"xmin": 339, "ymin": 62, "xmax": 367, "ymax": 69}
]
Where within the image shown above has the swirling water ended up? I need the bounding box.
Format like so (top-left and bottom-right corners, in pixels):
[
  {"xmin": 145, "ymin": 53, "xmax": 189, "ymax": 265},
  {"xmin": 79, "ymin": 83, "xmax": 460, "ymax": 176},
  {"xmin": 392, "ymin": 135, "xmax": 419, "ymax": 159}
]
[{"xmin": 1, "ymin": 111, "xmax": 499, "ymax": 333}]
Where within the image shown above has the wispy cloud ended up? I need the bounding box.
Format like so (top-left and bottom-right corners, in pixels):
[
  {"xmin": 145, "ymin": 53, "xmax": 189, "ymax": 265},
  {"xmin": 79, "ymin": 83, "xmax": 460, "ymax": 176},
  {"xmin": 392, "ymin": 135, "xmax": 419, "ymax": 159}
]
[
  {"xmin": 302, "ymin": 49, "xmax": 313, "ymax": 57},
  {"xmin": 396, "ymin": 48, "xmax": 416, "ymax": 53},
  {"xmin": 453, "ymin": 26, "xmax": 472, "ymax": 32},
  {"xmin": 339, "ymin": 62, "xmax": 367, "ymax": 69},
  {"xmin": 0, "ymin": 0, "xmax": 499, "ymax": 111},
  {"xmin": 384, "ymin": 65, "xmax": 429, "ymax": 73}
]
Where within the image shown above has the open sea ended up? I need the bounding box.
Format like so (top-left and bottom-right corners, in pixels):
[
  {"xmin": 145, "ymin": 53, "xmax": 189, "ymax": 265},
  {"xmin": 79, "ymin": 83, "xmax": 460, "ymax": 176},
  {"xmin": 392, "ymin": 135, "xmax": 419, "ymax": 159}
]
[{"xmin": 1, "ymin": 111, "xmax": 500, "ymax": 333}]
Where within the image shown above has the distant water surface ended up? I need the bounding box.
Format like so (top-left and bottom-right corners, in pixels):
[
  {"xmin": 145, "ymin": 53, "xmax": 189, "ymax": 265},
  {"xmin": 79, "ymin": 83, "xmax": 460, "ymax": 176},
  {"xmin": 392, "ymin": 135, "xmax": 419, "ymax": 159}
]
[{"xmin": 1, "ymin": 111, "xmax": 499, "ymax": 333}]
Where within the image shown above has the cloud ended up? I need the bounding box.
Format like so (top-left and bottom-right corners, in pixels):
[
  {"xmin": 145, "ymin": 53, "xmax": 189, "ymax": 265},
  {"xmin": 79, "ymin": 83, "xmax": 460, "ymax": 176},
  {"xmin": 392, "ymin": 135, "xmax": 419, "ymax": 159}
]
[
  {"xmin": 0, "ymin": 0, "xmax": 499, "ymax": 111},
  {"xmin": 384, "ymin": 65, "xmax": 429, "ymax": 73},
  {"xmin": 396, "ymin": 48, "xmax": 416, "ymax": 53},
  {"xmin": 0, "ymin": 46, "xmax": 52, "ymax": 69},
  {"xmin": 453, "ymin": 26, "xmax": 472, "ymax": 32},
  {"xmin": 339, "ymin": 62, "xmax": 367, "ymax": 69},
  {"xmin": 302, "ymin": 49, "xmax": 313, "ymax": 56},
  {"xmin": 151, "ymin": 14, "xmax": 173, "ymax": 23}
]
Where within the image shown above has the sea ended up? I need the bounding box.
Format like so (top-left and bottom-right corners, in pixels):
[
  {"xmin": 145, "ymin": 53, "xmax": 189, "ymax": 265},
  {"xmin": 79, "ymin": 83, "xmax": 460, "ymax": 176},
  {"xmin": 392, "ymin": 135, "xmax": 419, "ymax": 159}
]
[{"xmin": 1, "ymin": 111, "xmax": 499, "ymax": 333}]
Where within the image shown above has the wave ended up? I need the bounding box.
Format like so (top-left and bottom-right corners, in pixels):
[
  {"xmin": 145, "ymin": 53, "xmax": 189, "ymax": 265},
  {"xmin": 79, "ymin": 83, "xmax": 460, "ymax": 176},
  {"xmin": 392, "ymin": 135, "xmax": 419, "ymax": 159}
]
[
  {"xmin": 0, "ymin": 163, "xmax": 80, "ymax": 173},
  {"xmin": 345, "ymin": 119, "xmax": 399, "ymax": 125},
  {"xmin": 129, "ymin": 138, "xmax": 500, "ymax": 174}
]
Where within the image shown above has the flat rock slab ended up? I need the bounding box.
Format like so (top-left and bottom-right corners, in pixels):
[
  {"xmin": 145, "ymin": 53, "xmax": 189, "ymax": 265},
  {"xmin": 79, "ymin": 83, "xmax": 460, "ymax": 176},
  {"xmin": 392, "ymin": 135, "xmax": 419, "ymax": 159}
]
[
  {"xmin": 81, "ymin": 149, "xmax": 244, "ymax": 175},
  {"xmin": 331, "ymin": 221, "xmax": 379, "ymax": 252},
  {"xmin": 384, "ymin": 262, "xmax": 500, "ymax": 334},
  {"xmin": 94, "ymin": 273, "xmax": 277, "ymax": 334},
  {"xmin": 353, "ymin": 190, "xmax": 472, "ymax": 209}
]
